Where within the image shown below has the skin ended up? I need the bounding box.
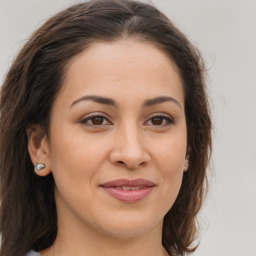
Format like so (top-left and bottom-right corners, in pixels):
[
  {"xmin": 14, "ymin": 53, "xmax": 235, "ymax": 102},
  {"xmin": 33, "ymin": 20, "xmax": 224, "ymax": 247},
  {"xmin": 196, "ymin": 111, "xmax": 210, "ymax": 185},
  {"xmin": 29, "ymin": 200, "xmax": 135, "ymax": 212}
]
[{"xmin": 28, "ymin": 39, "xmax": 188, "ymax": 256}]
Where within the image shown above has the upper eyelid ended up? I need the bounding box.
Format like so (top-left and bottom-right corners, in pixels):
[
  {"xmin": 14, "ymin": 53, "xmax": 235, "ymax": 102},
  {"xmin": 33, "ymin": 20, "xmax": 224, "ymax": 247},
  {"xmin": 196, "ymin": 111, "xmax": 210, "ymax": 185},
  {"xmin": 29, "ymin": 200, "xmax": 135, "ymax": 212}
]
[
  {"xmin": 143, "ymin": 113, "xmax": 174, "ymax": 127},
  {"xmin": 79, "ymin": 113, "xmax": 113, "ymax": 127},
  {"xmin": 145, "ymin": 112, "xmax": 174, "ymax": 120},
  {"xmin": 79, "ymin": 112, "xmax": 111, "ymax": 121}
]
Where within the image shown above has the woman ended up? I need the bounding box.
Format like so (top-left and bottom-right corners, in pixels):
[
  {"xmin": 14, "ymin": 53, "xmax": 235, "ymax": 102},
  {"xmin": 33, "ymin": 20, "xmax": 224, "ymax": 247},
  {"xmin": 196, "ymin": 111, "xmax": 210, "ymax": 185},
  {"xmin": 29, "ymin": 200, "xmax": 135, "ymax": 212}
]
[{"xmin": 0, "ymin": 0, "xmax": 212, "ymax": 255}]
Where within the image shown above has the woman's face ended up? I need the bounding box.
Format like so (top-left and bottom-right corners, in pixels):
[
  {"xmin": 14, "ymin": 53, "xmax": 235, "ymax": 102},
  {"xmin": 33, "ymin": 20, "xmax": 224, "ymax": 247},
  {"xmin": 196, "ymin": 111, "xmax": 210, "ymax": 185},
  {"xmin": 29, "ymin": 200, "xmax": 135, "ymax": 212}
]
[{"xmin": 43, "ymin": 39, "xmax": 187, "ymax": 238}]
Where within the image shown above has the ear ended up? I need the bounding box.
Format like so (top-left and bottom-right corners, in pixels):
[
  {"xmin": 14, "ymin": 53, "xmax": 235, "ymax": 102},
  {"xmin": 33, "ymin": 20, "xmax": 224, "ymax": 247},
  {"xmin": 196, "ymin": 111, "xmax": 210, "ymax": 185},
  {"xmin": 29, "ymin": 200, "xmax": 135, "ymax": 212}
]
[
  {"xmin": 183, "ymin": 145, "xmax": 190, "ymax": 172},
  {"xmin": 183, "ymin": 147, "xmax": 190, "ymax": 172},
  {"xmin": 27, "ymin": 125, "xmax": 52, "ymax": 177},
  {"xmin": 183, "ymin": 157, "xmax": 189, "ymax": 172}
]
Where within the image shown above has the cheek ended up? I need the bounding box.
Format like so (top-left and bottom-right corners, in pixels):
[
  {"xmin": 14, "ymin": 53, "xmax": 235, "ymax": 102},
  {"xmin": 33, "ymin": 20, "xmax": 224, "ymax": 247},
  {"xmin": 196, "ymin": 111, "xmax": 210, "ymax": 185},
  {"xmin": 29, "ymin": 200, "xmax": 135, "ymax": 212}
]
[
  {"xmin": 48, "ymin": 133, "xmax": 106, "ymax": 212},
  {"xmin": 159, "ymin": 149, "xmax": 184, "ymax": 196},
  {"xmin": 154, "ymin": 133, "xmax": 187, "ymax": 172},
  {"xmin": 152, "ymin": 133, "xmax": 186, "ymax": 208},
  {"xmin": 156, "ymin": 155, "xmax": 184, "ymax": 214},
  {"xmin": 48, "ymin": 125, "xmax": 109, "ymax": 190}
]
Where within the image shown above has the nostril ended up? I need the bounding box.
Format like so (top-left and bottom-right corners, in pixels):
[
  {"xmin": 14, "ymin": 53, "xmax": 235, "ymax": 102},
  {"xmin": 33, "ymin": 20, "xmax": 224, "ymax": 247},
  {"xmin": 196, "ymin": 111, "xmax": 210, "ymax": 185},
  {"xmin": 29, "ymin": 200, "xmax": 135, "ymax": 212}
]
[{"xmin": 117, "ymin": 161, "xmax": 124, "ymax": 165}]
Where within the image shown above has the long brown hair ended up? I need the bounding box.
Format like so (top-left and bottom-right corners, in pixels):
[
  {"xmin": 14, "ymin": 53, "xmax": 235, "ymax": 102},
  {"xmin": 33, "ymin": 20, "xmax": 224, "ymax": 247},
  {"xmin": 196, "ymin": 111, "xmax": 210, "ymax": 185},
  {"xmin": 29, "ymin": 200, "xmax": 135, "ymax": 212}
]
[{"xmin": 0, "ymin": 1, "xmax": 212, "ymax": 255}]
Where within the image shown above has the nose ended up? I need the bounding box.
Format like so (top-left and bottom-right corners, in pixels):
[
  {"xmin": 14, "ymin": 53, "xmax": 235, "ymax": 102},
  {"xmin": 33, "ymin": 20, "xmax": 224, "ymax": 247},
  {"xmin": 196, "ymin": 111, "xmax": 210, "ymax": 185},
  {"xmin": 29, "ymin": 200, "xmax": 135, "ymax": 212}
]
[{"xmin": 109, "ymin": 125, "xmax": 151, "ymax": 170}]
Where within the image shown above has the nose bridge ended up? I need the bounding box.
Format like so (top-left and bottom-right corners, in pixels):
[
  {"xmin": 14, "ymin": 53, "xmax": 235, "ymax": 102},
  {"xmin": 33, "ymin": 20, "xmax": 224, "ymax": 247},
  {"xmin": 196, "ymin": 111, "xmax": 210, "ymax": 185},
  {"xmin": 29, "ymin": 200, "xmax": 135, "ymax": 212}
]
[
  {"xmin": 121, "ymin": 122, "xmax": 142, "ymax": 152},
  {"xmin": 110, "ymin": 120, "xmax": 150, "ymax": 169}
]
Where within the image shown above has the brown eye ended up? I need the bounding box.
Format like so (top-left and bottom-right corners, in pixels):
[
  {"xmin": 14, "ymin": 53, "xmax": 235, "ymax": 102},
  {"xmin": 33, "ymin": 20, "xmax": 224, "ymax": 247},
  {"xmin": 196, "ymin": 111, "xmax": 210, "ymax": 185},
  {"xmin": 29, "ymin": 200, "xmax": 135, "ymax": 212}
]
[
  {"xmin": 80, "ymin": 114, "xmax": 112, "ymax": 127},
  {"xmin": 91, "ymin": 116, "xmax": 104, "ymax": 125},
  {"xmin": 151, "ymin": 116, "xmax": 164, "ymax": 125},
  {"xmin": 144, "ymin": 114, "xmax": 174, "ymax": 127}
]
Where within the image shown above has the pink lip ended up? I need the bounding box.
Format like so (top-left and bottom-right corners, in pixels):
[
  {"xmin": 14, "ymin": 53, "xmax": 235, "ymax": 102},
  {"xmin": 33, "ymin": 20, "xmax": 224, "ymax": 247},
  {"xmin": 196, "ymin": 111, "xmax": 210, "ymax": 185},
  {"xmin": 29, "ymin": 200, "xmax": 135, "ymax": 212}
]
[{"xmin": 100, "ymin": 179, "xmax": 155, "ymax": 202}]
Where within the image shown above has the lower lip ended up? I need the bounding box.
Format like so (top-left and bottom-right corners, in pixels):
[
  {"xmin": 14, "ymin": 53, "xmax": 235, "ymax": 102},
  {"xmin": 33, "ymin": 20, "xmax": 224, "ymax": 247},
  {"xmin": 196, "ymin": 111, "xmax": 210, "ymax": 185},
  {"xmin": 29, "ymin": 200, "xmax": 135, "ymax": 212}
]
[{"xmin": 102, "ymin": 187, "xmax": 154, "ymax": 202}]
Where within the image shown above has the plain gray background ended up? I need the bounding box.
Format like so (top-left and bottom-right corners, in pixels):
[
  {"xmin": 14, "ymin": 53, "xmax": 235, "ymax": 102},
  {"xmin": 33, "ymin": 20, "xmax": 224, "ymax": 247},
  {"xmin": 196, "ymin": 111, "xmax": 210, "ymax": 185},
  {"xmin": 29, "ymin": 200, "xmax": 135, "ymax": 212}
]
[{"xmin": 0, "ymin": 0, "xmax": 256, "ymax": 255}]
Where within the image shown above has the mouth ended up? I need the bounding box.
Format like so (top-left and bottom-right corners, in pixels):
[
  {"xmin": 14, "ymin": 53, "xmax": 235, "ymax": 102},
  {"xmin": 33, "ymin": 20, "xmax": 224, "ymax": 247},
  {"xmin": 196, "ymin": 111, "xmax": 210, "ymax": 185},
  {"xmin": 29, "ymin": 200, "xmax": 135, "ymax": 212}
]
[{"xmin": 100, "ymin": 179, "xmax": 155, "ymax": 202}]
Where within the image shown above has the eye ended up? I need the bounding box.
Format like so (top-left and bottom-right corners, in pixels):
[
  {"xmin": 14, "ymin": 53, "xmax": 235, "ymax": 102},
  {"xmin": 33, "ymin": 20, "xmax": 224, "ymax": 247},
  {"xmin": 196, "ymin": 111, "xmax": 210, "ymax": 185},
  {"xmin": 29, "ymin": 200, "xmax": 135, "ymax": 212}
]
[
  {"xmin": 145, "ymin": 114, "xmax": 174, "ymax": 127},
  {"xmin": 79, "ymin": 114, "xmax": 112, "ymax": 127}
]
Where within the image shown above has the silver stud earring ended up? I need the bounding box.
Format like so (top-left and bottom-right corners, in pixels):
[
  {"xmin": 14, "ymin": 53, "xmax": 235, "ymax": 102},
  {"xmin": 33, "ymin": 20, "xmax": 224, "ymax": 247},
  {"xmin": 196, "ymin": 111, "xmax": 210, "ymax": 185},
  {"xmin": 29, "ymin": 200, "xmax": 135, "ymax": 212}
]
[{"xmin": 35, "ymin": 163, "xmax": 46, "ymax": 171}]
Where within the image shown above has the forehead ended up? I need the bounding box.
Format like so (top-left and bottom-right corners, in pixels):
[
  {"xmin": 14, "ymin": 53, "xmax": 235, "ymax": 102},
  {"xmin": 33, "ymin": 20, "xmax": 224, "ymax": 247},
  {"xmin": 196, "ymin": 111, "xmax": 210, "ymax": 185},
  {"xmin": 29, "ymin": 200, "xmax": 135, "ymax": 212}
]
[{"xmin": 58, "ymin": 39, "xmax": 184, "ymax": 108}]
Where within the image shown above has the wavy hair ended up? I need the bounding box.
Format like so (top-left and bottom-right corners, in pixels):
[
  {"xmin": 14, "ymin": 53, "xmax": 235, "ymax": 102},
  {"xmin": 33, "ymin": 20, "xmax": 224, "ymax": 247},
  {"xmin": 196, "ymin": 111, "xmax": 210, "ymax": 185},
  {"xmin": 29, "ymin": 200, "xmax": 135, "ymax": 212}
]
[{"xmin": 0, "ymin": 0, "xmax": 212, "ymax": 255}]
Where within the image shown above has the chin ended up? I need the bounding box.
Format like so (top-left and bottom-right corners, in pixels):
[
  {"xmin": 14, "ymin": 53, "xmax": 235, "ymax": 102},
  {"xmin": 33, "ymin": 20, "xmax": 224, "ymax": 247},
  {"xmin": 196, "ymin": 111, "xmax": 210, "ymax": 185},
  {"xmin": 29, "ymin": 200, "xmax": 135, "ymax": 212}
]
[{"xmin": 94, "ymin": 212, "xmax": 163, "ymax": 239}]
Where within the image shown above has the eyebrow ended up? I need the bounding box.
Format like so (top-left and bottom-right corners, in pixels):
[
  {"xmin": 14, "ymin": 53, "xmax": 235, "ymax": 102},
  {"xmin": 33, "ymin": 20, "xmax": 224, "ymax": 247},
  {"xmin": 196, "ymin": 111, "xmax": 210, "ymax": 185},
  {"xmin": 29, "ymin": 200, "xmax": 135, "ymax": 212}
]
[
  {"xmin": 71, "ymin": 95, "xmax": 182, "ymax": 109},
  {"xmin": 142, "ymin": 96, "xmax": 182, "ymax": 109},
  {"xmin": 71, "ymin": 95, "xmax": 117, "ymax": 108}
]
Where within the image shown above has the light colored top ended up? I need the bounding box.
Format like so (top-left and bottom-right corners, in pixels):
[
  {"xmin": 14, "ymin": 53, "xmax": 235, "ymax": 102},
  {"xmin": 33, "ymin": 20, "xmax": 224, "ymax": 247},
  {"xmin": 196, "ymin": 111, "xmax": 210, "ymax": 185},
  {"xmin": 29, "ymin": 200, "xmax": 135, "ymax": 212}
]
[{"xmin": 25, "ymin": 251, "xmax": 41, "ymax": 256}]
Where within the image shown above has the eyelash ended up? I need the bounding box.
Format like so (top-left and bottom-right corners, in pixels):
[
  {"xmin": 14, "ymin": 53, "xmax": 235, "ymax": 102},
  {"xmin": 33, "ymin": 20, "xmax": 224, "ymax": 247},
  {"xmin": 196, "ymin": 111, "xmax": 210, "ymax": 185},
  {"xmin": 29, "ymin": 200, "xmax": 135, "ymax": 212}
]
[
  {"xmin": 144, "ymin": 113, "xmax": 174, "ymax": 127},
  {"xmin": 79, "ymin": 113, "xmax": 112, "ymax": 127},
  {"xmin": 79, "ymin": 113, "xmax": 174, "ymax": 128}
]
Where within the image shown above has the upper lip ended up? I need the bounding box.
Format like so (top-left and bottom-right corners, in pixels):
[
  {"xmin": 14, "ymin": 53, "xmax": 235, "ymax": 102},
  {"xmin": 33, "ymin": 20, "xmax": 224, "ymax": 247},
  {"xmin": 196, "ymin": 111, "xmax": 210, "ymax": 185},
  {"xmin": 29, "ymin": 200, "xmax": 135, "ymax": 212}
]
[{"xmin": 100, "ymin": 179, "xmax": 155, "ymax": 188}]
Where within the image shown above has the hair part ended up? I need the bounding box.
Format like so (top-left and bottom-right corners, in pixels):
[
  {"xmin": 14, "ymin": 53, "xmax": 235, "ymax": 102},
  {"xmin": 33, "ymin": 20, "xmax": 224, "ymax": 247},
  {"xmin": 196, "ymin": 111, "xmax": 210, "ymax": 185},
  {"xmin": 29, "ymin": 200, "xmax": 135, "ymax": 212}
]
[{"xmin": 0, "ymin": 1, "xmax": 212, "ymax": 255}]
